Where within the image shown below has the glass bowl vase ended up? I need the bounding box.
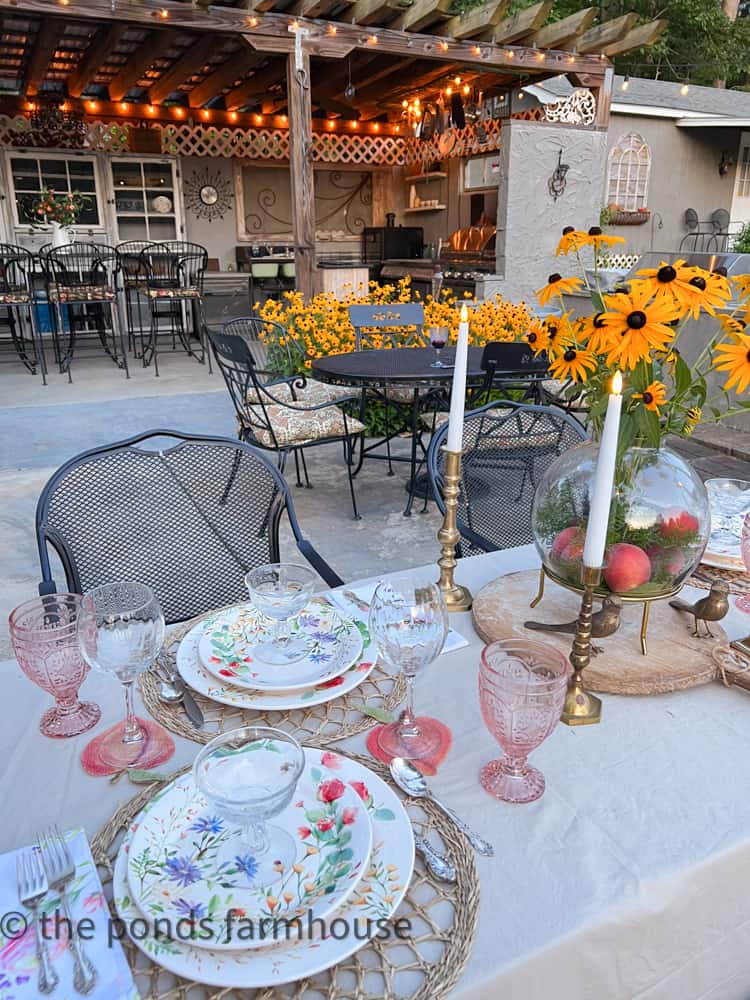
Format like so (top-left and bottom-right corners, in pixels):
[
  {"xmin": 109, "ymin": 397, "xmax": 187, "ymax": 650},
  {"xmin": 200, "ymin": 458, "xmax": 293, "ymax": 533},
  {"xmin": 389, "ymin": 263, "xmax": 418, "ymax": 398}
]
[{"xmin": 531, "ymin": 443, "xmax": 710, "ymax": 600}]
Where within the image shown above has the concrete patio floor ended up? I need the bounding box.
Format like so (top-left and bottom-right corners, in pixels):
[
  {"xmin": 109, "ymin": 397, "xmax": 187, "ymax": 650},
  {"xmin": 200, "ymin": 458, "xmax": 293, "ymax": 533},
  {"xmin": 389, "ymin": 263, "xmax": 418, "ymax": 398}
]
[{"xmin": 1, "ymin": 348, "xmax": 748, "ymax": 659}]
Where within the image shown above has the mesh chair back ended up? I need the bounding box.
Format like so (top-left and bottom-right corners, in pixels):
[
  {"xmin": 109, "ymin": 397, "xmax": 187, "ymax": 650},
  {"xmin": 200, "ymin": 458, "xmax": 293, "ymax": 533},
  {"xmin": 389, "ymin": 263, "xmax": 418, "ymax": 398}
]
[
  {"xmin": 428, "ymin": 400, "xmax": 587, "ymax": 554},
  {"xmin": 208, "ymin": 328, "xmax": 283, "ymax": 448},
  {"xmin": 348, "ymin": 302, "xmax": 425, "ymax": 351},
  {"xmin": 36, "ymin": 431, "xmax": 289, "ymax": 623},
  {"xmin": 0, "ymin": 243, "xmax": 34, "ymax": 302},
  {"xmin": 116, "ymin": 241, "xmax": 156, "ymax": 286},
  {"xmin": 223, "ymin": 316, "xmax": 307, "ymax": 375}
]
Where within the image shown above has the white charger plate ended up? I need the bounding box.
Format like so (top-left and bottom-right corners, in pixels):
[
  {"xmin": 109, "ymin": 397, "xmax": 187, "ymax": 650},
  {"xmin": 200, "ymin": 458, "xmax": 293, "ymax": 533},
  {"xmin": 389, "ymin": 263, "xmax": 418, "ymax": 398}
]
[
  {"xmin": 176, "ymin": 611, "xmax": 375, "ymax": 712},
  {"xmin": 126, "ymin": 749, "xmax": 372, "ymax": 951},
  {"xmin": 114, "ymin": 748, "xmax": 414, "ymax": 988},
  {"xmin": 199, "ymin": 603, "xmax": 362, "ymax": 693}
]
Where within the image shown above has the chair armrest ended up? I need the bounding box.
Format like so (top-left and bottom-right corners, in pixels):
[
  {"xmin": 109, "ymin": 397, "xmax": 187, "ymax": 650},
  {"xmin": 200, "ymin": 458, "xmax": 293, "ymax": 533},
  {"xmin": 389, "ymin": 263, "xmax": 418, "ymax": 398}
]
[{"xmin": 295, "ymin": 538, "xmax": 344, "ymax": 588}]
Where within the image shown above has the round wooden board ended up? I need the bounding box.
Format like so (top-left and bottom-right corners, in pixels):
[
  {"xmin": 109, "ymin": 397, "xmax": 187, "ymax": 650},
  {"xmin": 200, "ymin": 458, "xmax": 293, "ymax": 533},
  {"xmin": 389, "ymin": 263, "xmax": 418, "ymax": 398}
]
[{"xmin": 472, "ymin": 569, "xmax": 725, "ymax": 695}]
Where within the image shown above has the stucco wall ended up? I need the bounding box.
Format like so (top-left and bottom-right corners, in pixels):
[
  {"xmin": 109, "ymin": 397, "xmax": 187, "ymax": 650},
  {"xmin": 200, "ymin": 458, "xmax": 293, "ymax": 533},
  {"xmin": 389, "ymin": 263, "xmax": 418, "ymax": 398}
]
[
  {"xmin": 605, "ymin": 116, "xmax": 735, "ymax": 255},
  {"xmin": 493, "ymin": 120, "xmax": 608, "ymax": 305},
  {"xmin": 182, "ymin": 156, "xmax": 237, "ymax": 271}
]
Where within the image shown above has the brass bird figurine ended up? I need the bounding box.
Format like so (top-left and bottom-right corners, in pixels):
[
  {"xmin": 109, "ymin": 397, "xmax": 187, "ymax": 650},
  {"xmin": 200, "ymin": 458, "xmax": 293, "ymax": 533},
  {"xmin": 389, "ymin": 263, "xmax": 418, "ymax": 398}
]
[
  {"xmin": 524, "ymin": 595, "xmax": 623, "ymax": 651},
  {"xmin": 669, "ymin": 581, "xmax": 729, "ymax": 637}
]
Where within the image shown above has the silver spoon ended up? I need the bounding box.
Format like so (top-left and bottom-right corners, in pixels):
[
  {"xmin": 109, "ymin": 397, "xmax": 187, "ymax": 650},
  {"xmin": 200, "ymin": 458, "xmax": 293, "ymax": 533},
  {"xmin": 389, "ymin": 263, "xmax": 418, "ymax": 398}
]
[
  {"xmin": 413, "ymin": 833, "xmax": 456, "ymax": 882},
  {"xmin": 158, "ymin": 679, "xmax": 183, "ymax": 704},
  {"xmin": 390, "ymin": 757, "xmax": 494, "ymax": 858}
]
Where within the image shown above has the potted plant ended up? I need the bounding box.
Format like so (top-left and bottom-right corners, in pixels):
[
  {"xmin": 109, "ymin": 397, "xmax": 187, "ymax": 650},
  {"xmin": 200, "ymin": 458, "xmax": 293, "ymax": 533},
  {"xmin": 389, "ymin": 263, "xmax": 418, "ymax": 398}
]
[{"xmin": 30, "ymin": 188, "xmax": 90, "ymax": 247}]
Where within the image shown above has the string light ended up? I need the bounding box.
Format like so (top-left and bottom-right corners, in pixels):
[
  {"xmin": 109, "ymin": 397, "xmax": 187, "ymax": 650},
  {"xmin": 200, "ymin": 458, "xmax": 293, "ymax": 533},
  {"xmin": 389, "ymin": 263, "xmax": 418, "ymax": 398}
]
[
  {"xmin": 445, "ymin": 86, "xmax": 453, "ymax": 96},
  {"xmin": 247, "ymin": 16, "xmax": 258, "ymax": 26},
  {"xmin": 462, "ymin": 83, "xmax": 470, "ymax": 96},
  {"xmin": 621, "ymin": 75, "xmax": 630, "ymax": 91},
  {"xmin": 536, "ymin": 50, "xmax": 545, "ymax": 61},
  {"xmin": 506, "ymin": 50, "xmax": 514, "ymax": 59},
  {"xmin": 291, "ymin": 19, "xmax": 299, "ymax": 29},
  {"xmin": 327, "ymin": 118, "xmax": 335, "ymax": 128},
  {"xmin": 372, "ymin": 122, "xmax": 380, "ymax": 131},
  {"xmin": 201, "ymin": 108, "xmax": 210, "ymax": 119},
  {"xmin": 369, "ymin": 34, "xmax": 378, "ymax": 44},
  {"xmin": 229, "ymin": 110, "xmax": 238, "ymax": 122},
  {"xmin": 254, "ymin": 113, "xmax": 263, "ymax": 124},
  {"xmin": 159, "ymin": 8, "xmax": 168, "ymax": 18},
  {"xmin": 328, "ymin": 24, "xmax": 337, "ymax": 34},
  {"xmin": 87, "ymin": 100, "xmax": 98, "ymax": 111},
  {"xmin": 59, "ymin": 102, "xmax": 68, "ymax": 112},
  {"xmin": 394, "ymin": 124, "xmax": 400, "ymax": 132},
  {"xmin": 26, "ymin": 101, "xmax": 35, "ymax": 111},
  {"xmin": 454, "ymin": 75, "xmax": 461, "ymax": 85},
  {"xmin": 147, "ymin": 105, "xmax": 156, "ymax": 115},
  {"xmin": 680, "ymin": 81, "xmax": 690, "ymax": 95},
  {"xmin": 280, "ymin": 114, "xmax": 288, "ymax": 124},
  {"xmin": 175, "ymin": 107, "xmax": 185, "ymax": 118},
  {"xmin": 473, "ymin": 45, "xmax": 481, "ymax": 55},
  {"xmin": 440, "ymin": 41, "xmax": 449, "ymax": 52},
  {"xmin": 350, "ymin": 120, "xmax": 358, "ymax": 129}
]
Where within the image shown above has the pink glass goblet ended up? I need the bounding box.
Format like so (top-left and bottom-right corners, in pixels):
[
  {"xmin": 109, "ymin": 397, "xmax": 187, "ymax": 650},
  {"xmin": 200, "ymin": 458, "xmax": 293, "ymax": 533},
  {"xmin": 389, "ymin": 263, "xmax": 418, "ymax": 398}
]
[
  {"xmin": 9, "ymin": 593, "xmax": 101, "ymax": 739},
  {"xmin": 737, "ymin": 512, "xmax": 750, "ymax": 614},
  {"xmin": 478, "ymin": 638, "xmax": 569, "ymax": 804}
]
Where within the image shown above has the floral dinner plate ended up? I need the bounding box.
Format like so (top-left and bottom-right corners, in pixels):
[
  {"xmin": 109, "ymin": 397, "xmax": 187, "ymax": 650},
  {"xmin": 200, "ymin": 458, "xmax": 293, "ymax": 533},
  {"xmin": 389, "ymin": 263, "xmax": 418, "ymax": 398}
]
[
  {"xmin": 114, "ymin": 748, "xmax": 414, "ymax": 988},
  {"xmin": 126, "ymin": 749, "xmax": 372, "ymax": 951},
  {"xmin": 198, "ymin": 603, "xmax": 363, "ymax": 693},
  {"xmin": 175, "ymin": 610, "xmax": 376, "ymax": 711}
]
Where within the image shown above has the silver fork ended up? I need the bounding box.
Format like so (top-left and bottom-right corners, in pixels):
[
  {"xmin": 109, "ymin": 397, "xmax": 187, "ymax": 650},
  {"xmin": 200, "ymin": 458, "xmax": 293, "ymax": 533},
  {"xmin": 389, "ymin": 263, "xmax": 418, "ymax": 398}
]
[
  {"xmin": 16, "ymin": 848, "xmax": 59, "ymax": 995},
  {"xmin": 39, "ymin": 828, "xmax": 97, "ymax": 995}
]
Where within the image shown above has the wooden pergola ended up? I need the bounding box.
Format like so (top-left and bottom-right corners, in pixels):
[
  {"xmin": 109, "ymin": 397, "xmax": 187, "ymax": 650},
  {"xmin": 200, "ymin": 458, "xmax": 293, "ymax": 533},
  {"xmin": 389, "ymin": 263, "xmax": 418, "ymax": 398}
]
[{"xmin": 0, "ymin": 0, "xmax": 665, "ymax": 296}]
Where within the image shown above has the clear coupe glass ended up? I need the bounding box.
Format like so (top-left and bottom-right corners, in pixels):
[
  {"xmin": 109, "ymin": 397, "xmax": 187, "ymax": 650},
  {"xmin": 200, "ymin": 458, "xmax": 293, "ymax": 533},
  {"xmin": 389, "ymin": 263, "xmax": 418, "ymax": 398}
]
[
  {"xmin": 193, "ymin": 726, "xmax": 305, "ymax": 884},
  {"xmin": 479, "ymin": 639, "xmax": 569, "ymax": 804},
  {"xmin": 245, "ymin": 563, "xmax": 317, "ymax": 665},
  {"xmin": 77, "ymin": 581, "xmax": 165, "ymax": 769},
  {"xmin": 368, "ymin": 578, "xmax": 448, "ymax": 760},
  {"xmin": 9, "ymin": 593, "xmax": 101, "ymax": 738}
]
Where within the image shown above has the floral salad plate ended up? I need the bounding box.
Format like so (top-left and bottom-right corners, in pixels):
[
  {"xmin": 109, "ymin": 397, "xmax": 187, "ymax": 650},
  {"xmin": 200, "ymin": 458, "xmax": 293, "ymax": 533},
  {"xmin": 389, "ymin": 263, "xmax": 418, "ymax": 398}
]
[
  {"xmin": 175, "ymin": 609, "xmax": 376, "ymax": 712},
  {"xmin": 198, "ymin": 603, "xmax": 363, "ymax": 693},
  {"xmin": 114, "ymin": 748, "xmax": 414, "ymax": 988},
  {"xmin": 126, "ymin": 750, "xmax": 372, "ymax": 951}
]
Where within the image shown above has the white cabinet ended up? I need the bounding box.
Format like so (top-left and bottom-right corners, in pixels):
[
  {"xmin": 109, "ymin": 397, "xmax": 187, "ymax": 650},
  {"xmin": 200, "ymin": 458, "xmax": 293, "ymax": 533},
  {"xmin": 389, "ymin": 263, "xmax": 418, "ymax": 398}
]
[
  {"xmin": 109, "ymin": 157, "xmax": 183, "ymax": 243},
  {"xmin": 464, "ymin": 154, "xmax": 502, "ymax": 192}
]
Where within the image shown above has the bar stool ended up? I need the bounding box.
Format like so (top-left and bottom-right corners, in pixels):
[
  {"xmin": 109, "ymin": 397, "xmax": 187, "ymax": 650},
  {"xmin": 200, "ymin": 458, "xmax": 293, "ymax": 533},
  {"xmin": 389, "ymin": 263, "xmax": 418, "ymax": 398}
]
[
  {"xmin": 0, "ymin": 243, "xmax": 47, "ymax": 384},
  {"xmin": 115, "ymin": 240, "xmax": 155, "ymax": 355}
]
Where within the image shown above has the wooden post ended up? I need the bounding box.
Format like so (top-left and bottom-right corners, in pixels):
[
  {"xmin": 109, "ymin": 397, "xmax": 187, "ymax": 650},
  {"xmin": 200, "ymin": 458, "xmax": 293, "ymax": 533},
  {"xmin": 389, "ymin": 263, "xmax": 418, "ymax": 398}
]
[{"xmin": 286, "ymin": 46, "xmax": 316, "ymax": 302}]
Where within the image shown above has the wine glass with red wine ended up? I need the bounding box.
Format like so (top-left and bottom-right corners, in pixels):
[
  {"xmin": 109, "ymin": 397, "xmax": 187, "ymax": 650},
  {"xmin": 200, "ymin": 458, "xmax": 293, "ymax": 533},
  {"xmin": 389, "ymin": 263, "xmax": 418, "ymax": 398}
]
[{"xmin": 430, "ymin": 326, "xmax": 448, "ymax": 368}]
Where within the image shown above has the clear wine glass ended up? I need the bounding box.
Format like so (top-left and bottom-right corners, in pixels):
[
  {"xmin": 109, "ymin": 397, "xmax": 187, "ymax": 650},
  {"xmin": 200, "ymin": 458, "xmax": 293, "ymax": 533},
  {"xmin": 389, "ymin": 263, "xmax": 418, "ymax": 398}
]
[
  {"xmin": 737, "ymin": 512, "xmax": 750, "ymax": 614},
  {"xmin": 429, "ymin": 326, "xmax": 449, "ymax": 368},
  {"xmin": 77, "ymin": 581, "xmax": 166, "ymax": 769},
  {"xmin": 368, "ymin": 578, "xmax": 448, "ymax": 760},
  {"xmin": 245, "ymin": 563, "xmax": 317, "ymax": 665},
  {"xmin": 193, "ymin": 726, "xmax": 304, "ymax": 885},
  {"xmin": 9, "ymin": 593, "xmax": 101, "ymax": 739},
  {"xmin": 479, "ymin": 639, "xmax": 569, "ymax": 804}
]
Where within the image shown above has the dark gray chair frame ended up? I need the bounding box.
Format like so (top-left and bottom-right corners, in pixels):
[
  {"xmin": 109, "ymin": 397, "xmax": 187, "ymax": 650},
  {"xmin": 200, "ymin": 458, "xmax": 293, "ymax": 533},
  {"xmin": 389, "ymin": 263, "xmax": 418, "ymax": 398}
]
[
  {"xmin": 0, "ymin": 242, "xmax": 46, "ymax": 384},
  {"xmin": 36, "ymin": 429, "xmax": 342, "ymax": 624}
]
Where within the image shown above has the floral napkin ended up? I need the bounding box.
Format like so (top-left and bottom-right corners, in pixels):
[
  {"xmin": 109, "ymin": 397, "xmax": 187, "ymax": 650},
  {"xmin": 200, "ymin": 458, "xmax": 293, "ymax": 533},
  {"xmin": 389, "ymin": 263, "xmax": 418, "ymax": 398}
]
[{"xmin": 0, "ymin": 829, "xmax": 138, "ymax": 1000}]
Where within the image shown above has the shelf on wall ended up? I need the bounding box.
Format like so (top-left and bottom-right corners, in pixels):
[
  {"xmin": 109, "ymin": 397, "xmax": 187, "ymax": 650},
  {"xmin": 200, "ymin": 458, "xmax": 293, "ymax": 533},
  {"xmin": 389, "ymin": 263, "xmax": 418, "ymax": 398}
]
[
  {"xmin": 403, "ymin": 205, "xmax": 447, "ymax": 213},
  {"xmin": 406, "ymin": 172, "xmax": 448, "ymax": 184}
]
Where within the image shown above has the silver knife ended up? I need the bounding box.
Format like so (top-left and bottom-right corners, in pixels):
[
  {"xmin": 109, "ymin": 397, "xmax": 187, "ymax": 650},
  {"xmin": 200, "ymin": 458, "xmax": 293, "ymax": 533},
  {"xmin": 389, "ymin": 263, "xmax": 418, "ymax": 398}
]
[{"xmin": 156, "ymin": 663, "xmax": 205, "ymax": 729}]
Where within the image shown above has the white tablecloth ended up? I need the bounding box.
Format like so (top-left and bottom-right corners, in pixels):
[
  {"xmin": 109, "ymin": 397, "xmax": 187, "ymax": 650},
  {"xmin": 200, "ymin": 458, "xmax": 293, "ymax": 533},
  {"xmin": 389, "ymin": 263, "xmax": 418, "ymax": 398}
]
[{"xmin": 4, "ymin": 545, "xmax": 750, "ymax": 999}]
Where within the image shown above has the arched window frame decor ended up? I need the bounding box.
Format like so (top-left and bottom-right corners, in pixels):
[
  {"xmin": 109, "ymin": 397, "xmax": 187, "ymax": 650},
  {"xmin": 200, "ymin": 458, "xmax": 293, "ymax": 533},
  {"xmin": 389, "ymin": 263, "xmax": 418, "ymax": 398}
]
[{"xmin": 607, "ymin": 133, "xmax": 651, "ymax": 211}]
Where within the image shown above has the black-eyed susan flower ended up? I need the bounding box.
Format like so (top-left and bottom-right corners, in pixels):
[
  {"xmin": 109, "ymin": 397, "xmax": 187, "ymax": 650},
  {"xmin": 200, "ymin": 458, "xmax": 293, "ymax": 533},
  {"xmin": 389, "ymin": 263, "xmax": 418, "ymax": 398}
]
[
  {"xmin": 525, "ymin": 319, "xmax": 549, "ymax": 354},
  {"xmin": 718, "ymin": 314, "xmax": 746, "ymax": 339},
  {"xmin": 578, "ymin": 311, "xmax": 612, "ymax": 354},
  {"xmin": 555, "ymin": 227, "xmax": 589, "ymax": 256},
  {"xmin": 549, "ymin": 347, "xmax": 597, "ymax": 383},
  {"xmin": 681, "ymin": 269, "xmax": 732, "ymax": 319},
  {"xmin": 632, "ymin": 380, "xmax": 668, "ymax": 413},
  {"xmin": 732, "ymin": 275, "xmax": 750, "ymax": 301},
  {"xmin": 536, "ymin": 273, "xmax": 583, "ymax": 307},
  {"xmin": 635, "ymin": 259, "xmax": 698, "ymax": 314},
  {"xmin": 600, "ymin": 286, "xmax": 679, "ymax": 370},
  {"xmin": 584, "ymin": 226, "xmax": 625, "ymax": 251},
  {"xmin": 713, "ymin": 334, "xmax": 750, "ymax": 394},
  {"xmin": 683, "ymin": 406, "xmax": 702, "ymax": 435}
]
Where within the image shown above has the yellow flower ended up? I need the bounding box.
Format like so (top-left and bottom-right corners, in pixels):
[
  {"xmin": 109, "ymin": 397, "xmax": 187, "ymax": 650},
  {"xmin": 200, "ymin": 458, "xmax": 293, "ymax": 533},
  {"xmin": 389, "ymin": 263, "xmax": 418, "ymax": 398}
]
[
  {"xmin": 635, "ymin": 259, "xmax": 698, "ymax": 314},
  {"xmin": 536, "ymin": 272, "xmax": 583, "ymax": 307},
  {"xmin": 683, "ymin": 406, "xmax": 702, "ymax": 435},
  {"xmin": 632, "ymin": 380, "xmax": 668, "ymax": 414},
  {"xmin": 600, "ymin": 286, "xmax": 678, "ymax": 369},
  {"xmin": 583, "ymin": 226, "xmax": 625, "ymax": 250},
  {"xmin": 578, "ymin": 312, "xmax": 612, "ymax": 354},
  {"xmin": 548, "ymin": 347, "xmax": 597, "ymax": 383},
  {"xmin": 732, "ymin": 274, "xmax": 750, "ymax": 301},
  {"xmin": 555, "ymin": 227, "xmax": 589, "ymax": 256},
  {"xmin": 719, "ymin": 314, "xmax": 746, "ymax": 339},
  {"xmin": 714, "ymin": 334, "xmax": 750, "ymax": 394},
  {"xmin": 680, "ymin": 269, "xmax": 732, "ymax": 319}
]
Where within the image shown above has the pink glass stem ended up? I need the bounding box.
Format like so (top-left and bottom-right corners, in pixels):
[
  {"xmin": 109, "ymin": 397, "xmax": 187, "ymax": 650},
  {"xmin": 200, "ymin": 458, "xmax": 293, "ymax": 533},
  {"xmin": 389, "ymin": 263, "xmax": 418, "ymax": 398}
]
[{"xmin": 121, "ymin": 681, "xmax": 143, "ymax": 745}]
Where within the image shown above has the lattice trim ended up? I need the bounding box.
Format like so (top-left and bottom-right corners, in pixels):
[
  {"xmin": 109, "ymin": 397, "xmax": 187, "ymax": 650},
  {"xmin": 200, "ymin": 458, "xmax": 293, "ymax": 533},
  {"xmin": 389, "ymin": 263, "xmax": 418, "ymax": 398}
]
[
  {"xmin": 403, "ymin": 118, "xmax": 503, "ymax": 165},
  {"xmin": 0, "ymin": 115, "xmax": 131, "ymax": 152}
]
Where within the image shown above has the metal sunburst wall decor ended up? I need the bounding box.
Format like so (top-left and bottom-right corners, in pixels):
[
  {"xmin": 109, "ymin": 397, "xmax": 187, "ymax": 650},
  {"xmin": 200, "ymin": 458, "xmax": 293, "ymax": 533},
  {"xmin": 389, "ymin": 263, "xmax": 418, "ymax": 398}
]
[{"xmin": 184, "ymin": 168, "xmax": 233, "ymax": 222}]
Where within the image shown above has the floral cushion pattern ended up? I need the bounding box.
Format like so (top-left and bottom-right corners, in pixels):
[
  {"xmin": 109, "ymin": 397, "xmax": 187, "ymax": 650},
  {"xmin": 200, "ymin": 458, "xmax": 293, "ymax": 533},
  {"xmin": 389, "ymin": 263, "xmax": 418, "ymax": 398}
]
[
  {"xmin": 147, "ymin": 287, "xmax": 202, "ymax": 299},
  {"xmin": 245, "ymin": 379, "xmax": 356, "ymax": 407},
  {"xmin": 48, "ymin": 285, "xmax": 115, "ymax": 303},
  {"xmin": 0, "ymin": 292, "xmax": 31, "ymax": 305},
  {"xmin": 241, "ymin": 403, "xmax": 365, "ymax": 448}
]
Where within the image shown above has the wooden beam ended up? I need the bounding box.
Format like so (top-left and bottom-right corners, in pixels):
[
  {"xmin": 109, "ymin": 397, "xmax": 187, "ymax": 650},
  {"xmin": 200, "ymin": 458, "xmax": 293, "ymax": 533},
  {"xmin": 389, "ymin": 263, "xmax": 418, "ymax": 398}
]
[
  {"xmin": 574, "ymin": 13, "xmax": 638, "ymax": 54},
  {"xmin": 295, "ymin": 0, "xmax": 355, "ymax": 17},
  {"xmin": 353, "ymin": 59, "xmax": 457, "ymax": 105},
  {"xmin": 390, "ymin": 0, "xmax": 452, "ymax": 33},
  {"xmin": 148, "ymin": 33, "xmax": 216, "ymax": 104},
  {"xmin": 489, "ymin": 2, "xmax": 552, "ymax": 44},
  {"xmin": 187, "ymin": 47, "xmax": 260, "ymax": 107},
  {"xmin": 23, "ymin": 20, "xmax": 60, "ymax": 96},
  {"xmin": 526, "ymin": 8, "xmax": 597, "ymax": 50},
  {"xmin": 108, "ymin": 30, "xmax": 165, "ymax": 101},
  {"xmin": 439, "ymin": 0, "xmax": 508, "ymax": 41},
  {"xmin": 346, "ymin": 0, "xmax": 401, "ymax": 26},
  {"xmin": 286, "ymin": 51, "xmax": 316, "ymax": 301},
  {"xmin": 67, "ymin": 23, "xmax": 128, "ymax": 97},
  {"xmin": 603, "ymin": 19, "xmax": 667, "ymax": 58},
  {"xmin": 223, "ymin": 63, "xmax": 286, "ymax": 110}
]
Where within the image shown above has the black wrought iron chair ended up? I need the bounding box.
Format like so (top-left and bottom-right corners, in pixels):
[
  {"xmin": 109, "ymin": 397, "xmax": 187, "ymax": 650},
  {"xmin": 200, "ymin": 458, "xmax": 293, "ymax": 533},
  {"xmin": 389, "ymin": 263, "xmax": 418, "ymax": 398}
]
[
  {"xmin": 209, "ymin": 325, "xmax": 365, "ymax": 519},
  {"xmin": 0, "ymin": 243, "xmax": 46, "ymax": 383},
  {"xmin": 471, "ymin": 341, "xmax": 549, "ymax": 406},
  {"xmin": 134, "ymin": 241, "xmax": 208, "ymax": 376},
  {"xmin": 36, "ymin": 429, "xmax": 342, "ymax": 624},
  {"xmin": 427, "ymin": 400, "xmax": 587, "ymax": 555},
  {"xmin": 41, "ymin": 242, "xmax": 128, "ymax": 381},
  {"xmin": 115, "ymin": 240, "xmax": 155, "ymax": 354}
]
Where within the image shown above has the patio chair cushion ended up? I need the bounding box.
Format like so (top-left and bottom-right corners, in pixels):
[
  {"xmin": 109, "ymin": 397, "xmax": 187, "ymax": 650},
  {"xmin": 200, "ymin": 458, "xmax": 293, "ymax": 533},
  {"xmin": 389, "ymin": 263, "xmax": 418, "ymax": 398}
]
[
  {"xmin": 242, "ymin": 403, "xmax": 365, "ymax": 447},
  {"xmin": 0, "ymin": 292, "xmax": 31, "ymax": 305},
  {"xmin": 245, "ymin": 379, "xmax": 355, "ymax": 408},
  {"xmin": 48, "ymin": 286, "xmax": 115, "ymax": 303},
  {"xmin": 147, "ymin": 287, "xmax": 202, "ymax": 299}
]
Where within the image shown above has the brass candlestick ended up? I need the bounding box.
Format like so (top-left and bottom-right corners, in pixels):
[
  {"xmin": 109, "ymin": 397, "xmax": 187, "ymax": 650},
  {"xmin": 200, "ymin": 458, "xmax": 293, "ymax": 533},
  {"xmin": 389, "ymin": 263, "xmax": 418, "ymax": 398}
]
[
  {"xmin": 436, "ymin": 446, "xmax": 473, "ymax": 612},
  {"xmin": 561, "ymin": 564, "xmax": 603, "ymax": 726}
]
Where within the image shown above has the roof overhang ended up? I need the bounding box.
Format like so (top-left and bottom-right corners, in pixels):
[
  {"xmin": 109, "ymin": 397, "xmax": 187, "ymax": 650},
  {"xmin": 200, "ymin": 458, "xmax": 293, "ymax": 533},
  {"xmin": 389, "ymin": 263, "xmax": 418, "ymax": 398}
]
[
  {"xmin": 676, "ymin": 116, "xmax": 750, "ymax": 128},
  {"xmin": 611, "ymin": 102, "xmax": 718, "ymax": 120}
]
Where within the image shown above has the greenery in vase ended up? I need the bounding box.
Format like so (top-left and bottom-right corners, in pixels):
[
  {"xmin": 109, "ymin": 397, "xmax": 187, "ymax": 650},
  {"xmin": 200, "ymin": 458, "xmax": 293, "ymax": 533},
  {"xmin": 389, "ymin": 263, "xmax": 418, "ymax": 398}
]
[{"xmin": 30, "ymin": 188, "xmax": 89, "ymax": 227}]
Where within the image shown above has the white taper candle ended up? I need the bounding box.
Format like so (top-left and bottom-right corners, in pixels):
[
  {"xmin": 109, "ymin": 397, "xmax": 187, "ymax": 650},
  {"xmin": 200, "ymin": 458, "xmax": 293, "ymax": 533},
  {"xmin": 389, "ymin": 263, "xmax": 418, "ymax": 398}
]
[
  {"xmin": 582, "ymin": 370, "xmax": 623, "ymax": 569},
  {"xmin": 446, "ymin": 303, "xmax": 470, "ymax": 453}
]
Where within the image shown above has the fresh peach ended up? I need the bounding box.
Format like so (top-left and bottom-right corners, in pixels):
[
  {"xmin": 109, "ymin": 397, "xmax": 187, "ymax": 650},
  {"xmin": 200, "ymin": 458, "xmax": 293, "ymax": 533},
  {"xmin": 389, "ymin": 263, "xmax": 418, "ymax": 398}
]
[
  {"xmin": 551, "ymin": 526, "xmax": 584, "ymax": 565},
  {"xmin": 660, "ymin": 511, "xmax": 700, "ymax": 542},
  {"xmin": 603, "ymin": 542, "xmax": 652, "ymax": 593}
]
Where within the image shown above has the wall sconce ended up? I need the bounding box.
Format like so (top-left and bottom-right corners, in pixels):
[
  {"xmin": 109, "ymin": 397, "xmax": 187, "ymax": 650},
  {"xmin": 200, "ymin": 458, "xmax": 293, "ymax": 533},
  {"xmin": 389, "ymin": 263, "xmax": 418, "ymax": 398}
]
[
  {"xmin": 719, "ymin": 151, "xmax": 735, "ymax": 177},
  {"xmin": 548, "ymin": 149, "xmax": 569, "ymax": 201}
]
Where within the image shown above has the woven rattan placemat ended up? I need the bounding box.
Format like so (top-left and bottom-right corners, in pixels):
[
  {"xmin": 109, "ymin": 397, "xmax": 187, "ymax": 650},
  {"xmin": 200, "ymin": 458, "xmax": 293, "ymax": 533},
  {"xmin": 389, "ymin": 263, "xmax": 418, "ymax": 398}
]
[
  {"xmin": 91, "ymin": 754, "xmax": 479, "ymax": 1000},
  {"xmin": 689, "ymin": 563, "xmax": 750, "ymax": 595},
  {"xmin": 139, "ymin": 608, "xmax": 406, "ymax": 746}
]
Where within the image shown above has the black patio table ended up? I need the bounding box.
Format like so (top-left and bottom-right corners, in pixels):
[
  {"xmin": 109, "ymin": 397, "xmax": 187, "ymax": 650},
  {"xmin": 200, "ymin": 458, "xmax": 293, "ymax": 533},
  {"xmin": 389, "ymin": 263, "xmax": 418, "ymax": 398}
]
[{"xmin": 312, "ymin": 346, "xmax": 485, "ymax": 515}]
